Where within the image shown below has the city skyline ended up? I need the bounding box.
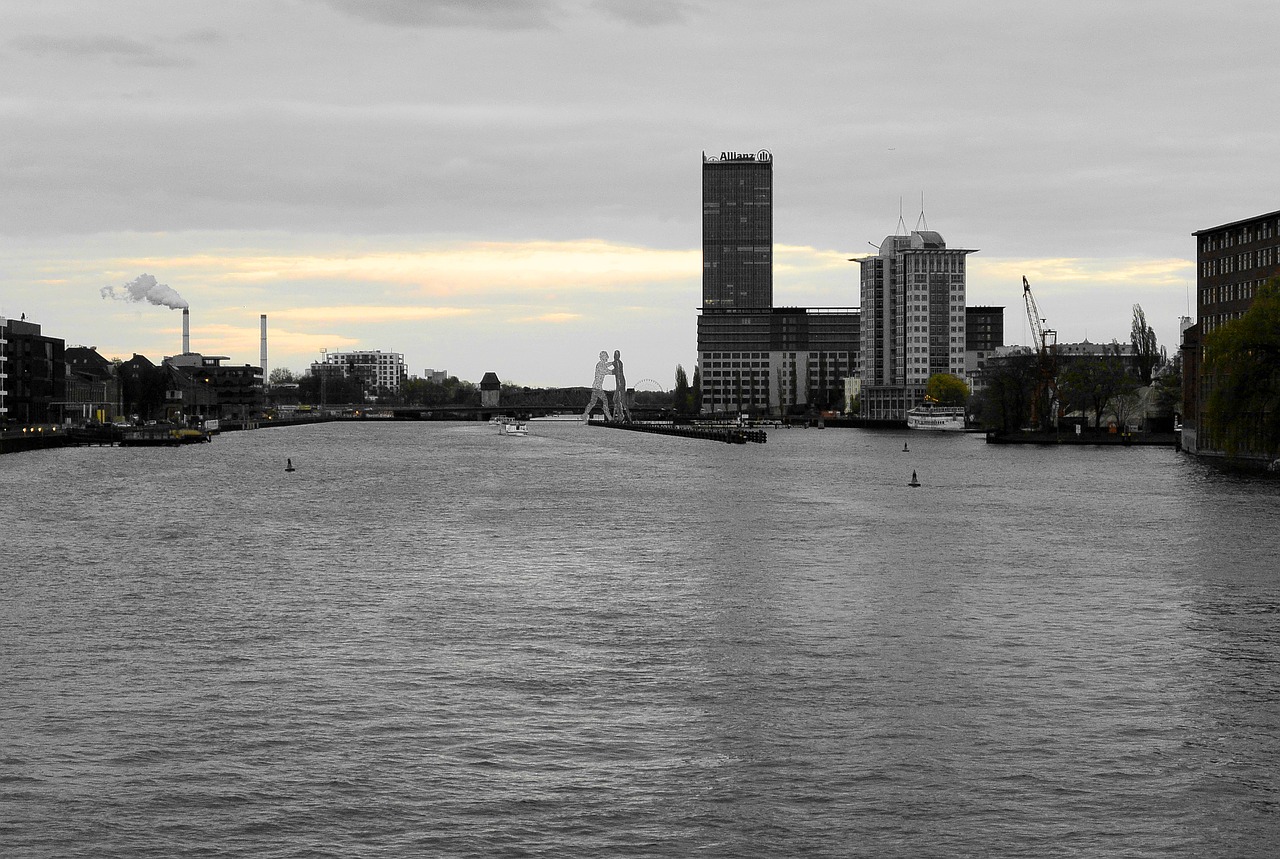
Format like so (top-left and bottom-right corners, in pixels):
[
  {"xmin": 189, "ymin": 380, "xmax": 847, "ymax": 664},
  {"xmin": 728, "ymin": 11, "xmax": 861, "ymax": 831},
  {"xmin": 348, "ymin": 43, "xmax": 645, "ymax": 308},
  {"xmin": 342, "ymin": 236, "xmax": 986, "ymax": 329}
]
[{"xmin": 4, "ymin": 1, "xmax": 1275, "ymax": 386}]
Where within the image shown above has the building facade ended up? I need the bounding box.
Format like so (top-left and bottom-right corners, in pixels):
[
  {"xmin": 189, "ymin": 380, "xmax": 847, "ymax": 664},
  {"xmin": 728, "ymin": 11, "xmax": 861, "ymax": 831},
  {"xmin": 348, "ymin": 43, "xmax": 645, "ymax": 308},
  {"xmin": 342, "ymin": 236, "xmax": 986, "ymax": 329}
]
[
  {"xmin": 702, "ymin": 151, "xmax": 772, "ymax": 310},
  {"xmin": 1184, "ymin": 209, "xmax": 1280, "ymax": 455},
  {"xmin": 964, "ymin": 305, "xmax": 1004, "ymax": 385},
  {"xmin": 168, "ymin": 353, "xmax": 263, "ymax": 420},
  {"xmin": 0, "ymin": 317, "xmax": 66, "ymax": 425},
  {"xmin": 323, "ymin": 350, "xmax": 407, "ymax": 394},
  {"xmin": 696, "ymin": 149, "xmax": 860, "ymax": 416},
  {"xmin": 62, "ymin": 346, "xmax": 121, "ymax": 424},
  {"xmin": 697, "ymin": 308, "xmax": 860, "ymax": 415},
  {"xmin": 855, "ymin": 230, "xmax": 975, "ymax": 420}
]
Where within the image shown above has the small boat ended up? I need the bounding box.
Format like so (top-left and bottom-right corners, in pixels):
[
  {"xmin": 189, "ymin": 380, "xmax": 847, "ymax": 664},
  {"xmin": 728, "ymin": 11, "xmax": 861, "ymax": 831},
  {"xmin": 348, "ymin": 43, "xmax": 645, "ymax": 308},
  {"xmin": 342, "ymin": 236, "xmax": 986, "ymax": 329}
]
[
  {"xmin": 497, "ymin": 422, "xmax": 529, "ymax": 436},
  {"xmin": 906, "ymin": 403, "xmax": 966, "ymax": 431}
]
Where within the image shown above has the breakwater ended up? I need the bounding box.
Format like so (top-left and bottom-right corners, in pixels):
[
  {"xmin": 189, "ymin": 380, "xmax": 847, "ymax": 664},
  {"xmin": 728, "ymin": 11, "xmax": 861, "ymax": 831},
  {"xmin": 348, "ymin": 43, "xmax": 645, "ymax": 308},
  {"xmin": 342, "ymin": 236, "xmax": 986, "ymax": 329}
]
[{"xmin": 589, "ymin": 420, "xmax": 767, "ymax": 444}]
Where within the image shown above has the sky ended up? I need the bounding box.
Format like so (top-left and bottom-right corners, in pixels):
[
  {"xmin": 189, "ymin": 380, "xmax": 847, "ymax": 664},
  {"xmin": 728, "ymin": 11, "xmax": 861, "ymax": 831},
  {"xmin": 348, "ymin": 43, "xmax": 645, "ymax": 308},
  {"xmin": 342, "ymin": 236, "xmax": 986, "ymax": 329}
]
[{"xmin": 3, "ymin": 0, "xmax": 1277, "ymax": 388}]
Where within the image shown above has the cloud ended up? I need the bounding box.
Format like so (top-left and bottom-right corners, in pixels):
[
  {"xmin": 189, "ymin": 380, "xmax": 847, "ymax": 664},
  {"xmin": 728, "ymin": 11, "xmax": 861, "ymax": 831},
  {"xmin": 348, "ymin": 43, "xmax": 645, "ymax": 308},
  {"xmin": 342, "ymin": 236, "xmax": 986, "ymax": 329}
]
[
  {"xmin": 592, "ymin": 0, "xmax": 692, "ymax": 26},
  {"xmin": 317, "ymin": 0, "xmax": 559, "ymax": 29},
  {"xmin": 11, "ymin": 34, "xmax": 183, "ymax": 67},
  {"xmin": 179, "ymin": 322, "xmax": 360, "ymax": 361},
  {"xmin": 972, "ymin": 257, "xmax": 1194, "ymax": 288},
  {"xmin": 272, "ymin": 305, "xmax": 475, "ymax": 323},
  {"xmin": 507, "ymin": 312, "xmax": 583, "ymax": 324},
  {"xmin": 125, "ymin": 240, "xmax": 698, "ymax": 295}
]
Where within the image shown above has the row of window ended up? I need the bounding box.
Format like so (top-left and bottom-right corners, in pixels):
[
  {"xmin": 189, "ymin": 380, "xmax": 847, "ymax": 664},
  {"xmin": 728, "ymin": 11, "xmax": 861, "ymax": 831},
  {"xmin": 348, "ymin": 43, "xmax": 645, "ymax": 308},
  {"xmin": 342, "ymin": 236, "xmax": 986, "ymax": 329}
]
[
  {"xmin": 1202, "ymin": 280, "xmax": 1266, "ymax": 306},
  {"xmin": 1202, "ymin": 246, "xmax": 1278, "ymax": 275},
  {"xmin": 906, "ymin": 256, "xmax": 966, "ymax": 273},
  {"xmin": 1202, "ymin": 219, "xmax": 1277, "ymax": 250},
  {"xmin": 1200, "ymin": 312, "xmax": 1244, "ymax": 335}
]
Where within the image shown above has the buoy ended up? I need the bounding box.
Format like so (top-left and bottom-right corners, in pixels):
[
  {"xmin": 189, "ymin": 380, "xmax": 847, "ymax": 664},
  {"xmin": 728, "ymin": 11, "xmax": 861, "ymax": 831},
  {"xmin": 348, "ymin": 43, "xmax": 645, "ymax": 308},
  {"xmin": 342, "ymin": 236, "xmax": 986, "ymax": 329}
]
[
  {"xmin": 903, "ymin": 441, "xmax": 909, "ymax": 452},
  {"xmin": 286, "ymin": 458, "xmax": 295, "ymax": 472},
  {"xmin": 908, "ymin": 470, "xmax": 920, "ymax": 487}
]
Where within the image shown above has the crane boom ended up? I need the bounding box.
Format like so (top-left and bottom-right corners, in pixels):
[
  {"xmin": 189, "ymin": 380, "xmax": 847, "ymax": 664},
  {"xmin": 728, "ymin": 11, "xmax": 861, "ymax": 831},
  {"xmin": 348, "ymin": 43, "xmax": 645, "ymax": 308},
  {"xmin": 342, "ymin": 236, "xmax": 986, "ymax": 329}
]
[
  {"xmin": 1021, "ymin": 276, "xmax": 1061, "ymax": 429},
  {"xmin": 1023, "ymin": 276, "xmax": 1049, "ymax": 351}
]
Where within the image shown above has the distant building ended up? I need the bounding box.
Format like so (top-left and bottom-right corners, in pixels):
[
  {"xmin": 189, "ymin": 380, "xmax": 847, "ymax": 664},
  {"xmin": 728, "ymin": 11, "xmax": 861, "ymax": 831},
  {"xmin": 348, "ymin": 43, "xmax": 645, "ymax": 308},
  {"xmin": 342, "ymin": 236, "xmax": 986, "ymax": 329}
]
[
  {"xmin": 702, "ymin": 150, "xmax": 772, "ymax": 310},
  {"xmin": 323, "ymin": 350, "xmax": 406, "ymax": 394},
  {"xmin": 854, "ymin": 228, "xmax": 975, "ymax": 420},
  {"xmin": 697, "ymin": 308, "xmax": 859, "ymax": 415},
  {"xmin": 167, "ymin": 353, "xmax": 263, "ymax": 420},
  {"xmin": 423, "ymin": 368, "xmax": 449, "ymax": 384},
  {"xmin": 0, "ymin": 318, "xmax": 8, "ymax": 423},
  {"xmin": 479, "ymin": 372, "xmax": 501, "ymax": 409},
  {"xmin": 62, "ymin": 346, "xmax": 120, "ymax": 424},
  {"xmin": 1184, "ymin": 209, "xmax": 1280, "ymax": 456},
  {"xmin": 0, "ymin": 317, "xmax": 65, "ymax": 425},
  {"xmin": 964, "ymin": 306, "xmax": 1004, "ymax": 386},
  {"xmin": 696, "ymin": 150, "xmax": 859, "ymax": 416}
]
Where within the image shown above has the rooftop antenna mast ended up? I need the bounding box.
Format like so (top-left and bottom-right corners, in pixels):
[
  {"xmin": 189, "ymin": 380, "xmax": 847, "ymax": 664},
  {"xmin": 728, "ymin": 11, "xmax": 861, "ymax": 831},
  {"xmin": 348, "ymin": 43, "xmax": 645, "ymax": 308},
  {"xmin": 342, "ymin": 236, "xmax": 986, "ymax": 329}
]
[
  {"xmin": 896, "ymin": 197, "xmax": 907, "ymax": 236},
  {"xmin": 915, "ymin": 192, "xmax": 929, "ymax": 231}
]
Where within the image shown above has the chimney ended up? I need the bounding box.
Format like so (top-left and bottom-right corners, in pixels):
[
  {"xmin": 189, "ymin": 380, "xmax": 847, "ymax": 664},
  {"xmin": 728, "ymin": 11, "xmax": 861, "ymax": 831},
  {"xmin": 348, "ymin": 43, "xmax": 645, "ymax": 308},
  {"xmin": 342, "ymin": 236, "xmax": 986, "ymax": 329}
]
[
  {"xmin": 182, "ymin": 308, "xmax": 190, "ymax": 354},
  {"xmin": 260, "ymin": 314, "xmax": 268, "ymax": 380}
]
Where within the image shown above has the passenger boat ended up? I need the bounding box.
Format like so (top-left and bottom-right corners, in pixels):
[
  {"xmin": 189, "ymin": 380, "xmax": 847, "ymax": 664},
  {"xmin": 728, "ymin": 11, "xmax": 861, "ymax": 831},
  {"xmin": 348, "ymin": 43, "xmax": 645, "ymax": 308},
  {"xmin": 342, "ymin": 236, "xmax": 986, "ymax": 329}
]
[
  {"xmin": 906, "ymin": 403, "xmax": 966, "ymax": 431},
  {"xmin": 119, "ymin": 425, "xmax": 211, "ymax": 446},
  {"xmin": 497, "ymin": 422, "xmax": 529, "ymax": 436}
]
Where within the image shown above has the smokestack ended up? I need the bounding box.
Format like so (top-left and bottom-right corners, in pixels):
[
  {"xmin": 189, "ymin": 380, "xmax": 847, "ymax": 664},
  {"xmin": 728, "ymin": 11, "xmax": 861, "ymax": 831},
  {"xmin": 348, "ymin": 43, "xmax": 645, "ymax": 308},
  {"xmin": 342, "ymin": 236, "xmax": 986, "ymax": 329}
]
[
  {"xmin": 260, "ymin": 315, "xmax": 268, "ymax": 380},
  {"xmin": 183, "ymin": 308, "xmax": 190, "ymax": 354}
]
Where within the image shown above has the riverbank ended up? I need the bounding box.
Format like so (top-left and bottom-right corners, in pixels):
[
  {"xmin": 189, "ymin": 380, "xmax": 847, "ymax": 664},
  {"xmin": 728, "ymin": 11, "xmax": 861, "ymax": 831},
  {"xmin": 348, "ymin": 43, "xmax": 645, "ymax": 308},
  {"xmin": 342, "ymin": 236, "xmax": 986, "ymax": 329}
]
[{"xmin": 986, "ymin": 430, "xmax": 1179, "ymax": 447}]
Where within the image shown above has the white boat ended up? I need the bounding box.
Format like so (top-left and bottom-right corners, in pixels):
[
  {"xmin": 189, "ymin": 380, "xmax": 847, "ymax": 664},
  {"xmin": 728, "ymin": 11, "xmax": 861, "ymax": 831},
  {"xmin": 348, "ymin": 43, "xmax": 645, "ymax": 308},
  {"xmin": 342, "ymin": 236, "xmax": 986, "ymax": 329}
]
[
  {"xmin": 906, "ymin": 403, "xmax": 966, "ymax": 431},
  {"xmin": 497, "ymin": 422, "xmax": 529, "ymax": 436}
]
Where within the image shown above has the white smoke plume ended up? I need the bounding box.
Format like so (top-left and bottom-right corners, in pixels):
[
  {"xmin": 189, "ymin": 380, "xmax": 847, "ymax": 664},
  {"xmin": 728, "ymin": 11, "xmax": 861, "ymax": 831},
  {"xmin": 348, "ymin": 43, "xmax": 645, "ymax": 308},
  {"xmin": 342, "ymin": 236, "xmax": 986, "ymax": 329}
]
[{"xmin": 100, "ymin": 274, "xmax": 188, "ymax": 310}]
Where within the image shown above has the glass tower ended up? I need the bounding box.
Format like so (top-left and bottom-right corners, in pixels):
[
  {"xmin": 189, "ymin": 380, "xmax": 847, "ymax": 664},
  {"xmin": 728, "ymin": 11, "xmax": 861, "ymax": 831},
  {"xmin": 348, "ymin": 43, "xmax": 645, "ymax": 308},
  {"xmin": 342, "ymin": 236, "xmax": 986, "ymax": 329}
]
[{"xmin": 702, "ymin": 152, "xmax": 772, "ymax": 309}]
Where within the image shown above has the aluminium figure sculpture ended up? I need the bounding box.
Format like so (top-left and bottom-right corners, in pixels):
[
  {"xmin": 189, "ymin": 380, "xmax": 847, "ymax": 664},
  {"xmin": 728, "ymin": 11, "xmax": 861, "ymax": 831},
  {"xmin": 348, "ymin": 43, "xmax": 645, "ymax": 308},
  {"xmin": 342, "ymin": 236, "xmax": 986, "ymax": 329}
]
[
  {"xmin": 612, "ymin": 349, "xmax": 631, "ymax": 423},
  {"xmin": 582, "ymin": 350, "xmax": 614, "ymax": 421}
]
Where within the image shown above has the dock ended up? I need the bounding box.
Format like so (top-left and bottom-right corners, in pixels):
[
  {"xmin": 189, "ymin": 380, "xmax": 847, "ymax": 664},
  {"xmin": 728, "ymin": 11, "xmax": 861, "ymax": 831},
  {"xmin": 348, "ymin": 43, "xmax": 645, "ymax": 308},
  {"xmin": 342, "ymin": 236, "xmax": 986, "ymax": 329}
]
[{"xmin": 589, "ymin": 421, "xmax": 766, "ymax": 444}]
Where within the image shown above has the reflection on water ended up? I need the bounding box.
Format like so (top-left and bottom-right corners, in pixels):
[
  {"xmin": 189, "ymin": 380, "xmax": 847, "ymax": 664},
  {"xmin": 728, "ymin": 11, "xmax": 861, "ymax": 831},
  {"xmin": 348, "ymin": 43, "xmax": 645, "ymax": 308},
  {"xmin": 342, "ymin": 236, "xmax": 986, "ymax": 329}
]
[{"xmin": 2, "ymin": 423, "xmax": 1279, "ymax": 857}]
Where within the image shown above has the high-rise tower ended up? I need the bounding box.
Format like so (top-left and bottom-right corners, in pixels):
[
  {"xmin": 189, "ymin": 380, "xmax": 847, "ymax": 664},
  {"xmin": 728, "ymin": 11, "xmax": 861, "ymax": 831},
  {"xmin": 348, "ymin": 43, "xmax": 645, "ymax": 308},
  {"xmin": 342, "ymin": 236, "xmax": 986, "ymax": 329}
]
[
  {"xmin": 856, "ymin": 228, "xmax": 975, "ymax": 420},
  {"xmin": 702, "ymin": 150, "xmax": 772, "ymax": 309}
]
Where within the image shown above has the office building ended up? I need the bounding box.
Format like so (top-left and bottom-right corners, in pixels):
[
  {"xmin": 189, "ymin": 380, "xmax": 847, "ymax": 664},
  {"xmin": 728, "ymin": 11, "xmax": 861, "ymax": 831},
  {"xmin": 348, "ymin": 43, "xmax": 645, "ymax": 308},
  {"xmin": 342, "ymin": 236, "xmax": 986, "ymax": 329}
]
[
  {"xmin": 702, "ymin": 151, "xmax": 772, "ymax": 310},
  {"xmin": 696, "ymin": 150, "xmax": 859, "ymax": 416},
  {"xmin": 0, "ymin": 317, "xmax": 65, "ymax": 425},
  {"xmin": 322, "ymin": 350, "xmax": 407, "ymax": 394},
  {"xmin": 1184, "ymin": 209, "xmax": 1280, "ymax": 456},
  {"xmin": 855, "ymin": 229, "xmax": 975, "ymax": 420},
  {"xmin": 698, "ymin": 308, "xmax": 860, "ymax": 415},
  {"xmin": 965, "ymin": 306, "xmax": 1005, "ymax": 386}
]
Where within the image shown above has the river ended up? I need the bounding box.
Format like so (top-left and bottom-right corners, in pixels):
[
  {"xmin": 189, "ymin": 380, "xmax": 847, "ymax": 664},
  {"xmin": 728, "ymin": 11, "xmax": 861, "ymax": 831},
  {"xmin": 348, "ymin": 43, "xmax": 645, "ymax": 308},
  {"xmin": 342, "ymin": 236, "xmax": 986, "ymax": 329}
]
[{"xmin": 3, "ymin": 421, "xmax": 1278, "ymax": 857}]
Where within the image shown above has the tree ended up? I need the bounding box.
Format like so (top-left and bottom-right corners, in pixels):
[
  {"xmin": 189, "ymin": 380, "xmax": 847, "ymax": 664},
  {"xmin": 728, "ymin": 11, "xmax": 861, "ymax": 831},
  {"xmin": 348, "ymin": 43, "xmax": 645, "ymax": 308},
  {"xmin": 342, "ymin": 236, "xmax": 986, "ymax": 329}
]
[
  {"xmin": 926, "ymin": 373, "xmax": 970, "ymax": 406},
  {"xmin": 1151, "ymin": 360, "xmax": 1182, "ymax": 420},
  {"xmin": 971, "ymin": 352, "xmax": 1037, "ymax": 432},
  {"xmin": 673, "ymin": 365, "xmax": 692, "ymax": 415},
  {"xmin": 1131, "ymin": 304, "xmax": 1161, "ymax": 385},
  {"xmin": 1203, "ymin": 277, "xmax": 1280, "ymax": 455},
  {"xmin": 1058, "ymin": 349, "xmax": 1139, "ymax": 429},
  {"xmin": 268, "ymin": 367, "xmax": 297, "ymax": 385}
]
